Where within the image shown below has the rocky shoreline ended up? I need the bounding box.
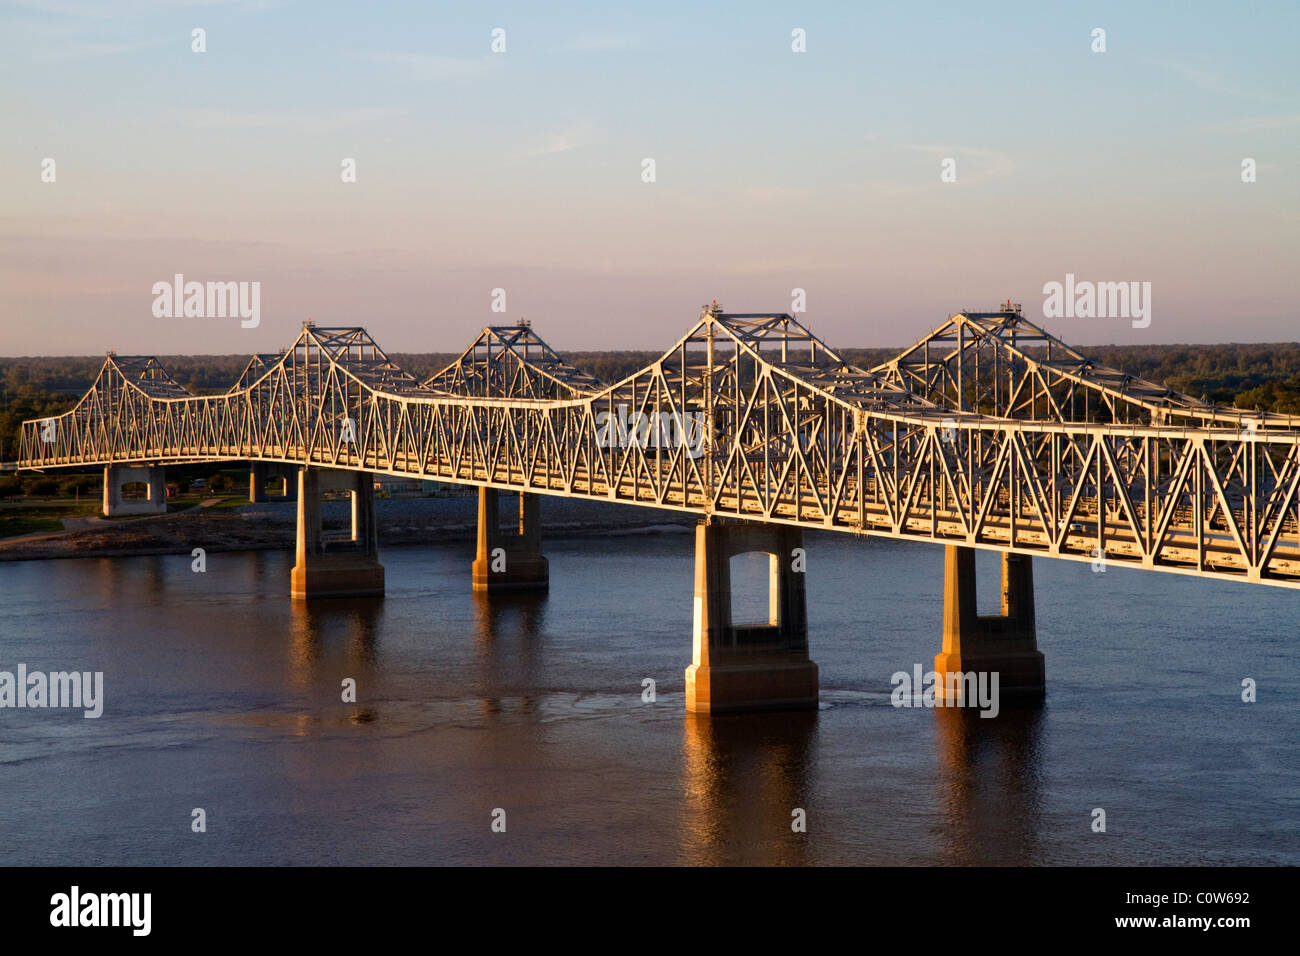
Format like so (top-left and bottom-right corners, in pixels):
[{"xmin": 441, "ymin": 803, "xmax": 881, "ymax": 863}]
[{"xmin": 0, "ymin": 495, "xmax": 696, "ymax": 562}]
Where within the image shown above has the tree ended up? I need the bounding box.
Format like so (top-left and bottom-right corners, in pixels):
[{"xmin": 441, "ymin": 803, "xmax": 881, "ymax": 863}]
[
  {"xmin": 58, "ymin": 477, "xmax": 92, "ymax": 496},
  {"xmin": 28, "ymin": 477, "xmax": 59, "ymax": 497}
]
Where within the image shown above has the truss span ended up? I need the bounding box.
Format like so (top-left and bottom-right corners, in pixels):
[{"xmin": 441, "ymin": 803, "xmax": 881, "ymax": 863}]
[
  {"xmin": 18, "ymin": 306, "xmax": 1300, "ymax": 589},
  {"xmin": 875, "ymin": 305, "xmax": 1300, "ymax": 429}
]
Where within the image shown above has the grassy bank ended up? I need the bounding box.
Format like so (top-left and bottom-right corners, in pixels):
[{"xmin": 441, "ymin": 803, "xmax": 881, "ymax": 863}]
[{"xmin": 0, "ymin": 500, "xmax": 101, "ymax": 537}]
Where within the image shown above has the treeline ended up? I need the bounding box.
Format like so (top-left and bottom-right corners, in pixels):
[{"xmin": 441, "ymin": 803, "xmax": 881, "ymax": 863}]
[
  {"xmin": 4, "ymin": 342, "xmax": 1300, "ymax": 459},
  {"xmin": 1074, "ymin": 343, "xmax": 1300, "ymax": 413}
]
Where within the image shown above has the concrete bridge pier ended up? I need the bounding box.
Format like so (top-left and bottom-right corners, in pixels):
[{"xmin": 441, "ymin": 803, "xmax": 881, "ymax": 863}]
[
  {"xmin": 290, "ymin": 467, "xmax": 385, "ymax": 599},
  {"xmin": 102, "ymin": 464, "xmax": 167, "ymax": 516},
  {"xmin": 685, "ymin": 518, "xmax": 819, "ymax": 714},
  {"xmin": 250, "ymin": 462, "xmax": 267, "ymax": 503},
  {"xmin": 472, "ymin": 488, "xmax": 548, "ymax": 593},
  {"xmin": 249, "ymin": 462, "xmax": 295, "ymax": 502},
  {"xmin": 934, "ymin": 545, "xmax": 1045, "ymax": 704}
]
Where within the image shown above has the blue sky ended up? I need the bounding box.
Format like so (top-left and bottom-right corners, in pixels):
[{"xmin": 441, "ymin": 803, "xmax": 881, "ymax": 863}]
[{"xmin": 2, "ymin": 0, "xmax": 1297, "ymax": 355}]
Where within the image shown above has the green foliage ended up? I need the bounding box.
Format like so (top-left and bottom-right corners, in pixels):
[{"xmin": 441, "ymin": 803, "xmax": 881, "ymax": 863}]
[
  {"xmin": 27, "ymin": 477, "xmax": 59, "ymax": 496},
  {"xmin": 1233, "ymin": 376, "xmax": 1300, "ymax": 415},
  {"xmin": 58, "ymin": 475, "xmax": 97, "ymax": 496}
]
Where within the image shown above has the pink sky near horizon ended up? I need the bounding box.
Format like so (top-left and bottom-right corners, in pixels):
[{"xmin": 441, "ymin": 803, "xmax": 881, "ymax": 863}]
[
  {"xmin": 5, "ymin": 156, "xmax": 1294, "ymax": 358},
  {"xmin": 2, "ymin": 2, "xmax": 1296, "ymax": 358}
]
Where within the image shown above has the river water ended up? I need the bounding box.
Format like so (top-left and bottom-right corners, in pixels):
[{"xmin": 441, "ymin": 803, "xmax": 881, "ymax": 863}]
[{"xmin": 0, "ymin": 522, "xmax": 1296, "ymax": 866}]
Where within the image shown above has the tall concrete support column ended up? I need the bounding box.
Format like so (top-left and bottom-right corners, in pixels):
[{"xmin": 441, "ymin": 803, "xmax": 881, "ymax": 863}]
[
  {"xmin": 934, "ymin": 546, "xmax": 1045, "ymax": 703},
  {"xmin": 472, "ymin": 487, "xmax": 548, "ymax": 592},
  {"xmin": 685, "ymin": 518, "xmax": 819, "ymax": 714},
  {"xmin": 350, "ymin": 469, "xmax": 379, "ymax": 555},
  {"xmin": 290, "ymin": 467, "xmax": 385, "ymax": 599},
  {"xmin": 249, "ymin": 462, "xmax": 267, "ymax": 503},
  {"xmin": 101, "ymin": 464, "xmax": 167, "ymax": 516},
  {"xmin": 101, "ymin": 466, "xmax": 118, "ymax": 515},
  {"xmin": 148, "ymin": 466, "xmax": 165, "ymax": 512}
]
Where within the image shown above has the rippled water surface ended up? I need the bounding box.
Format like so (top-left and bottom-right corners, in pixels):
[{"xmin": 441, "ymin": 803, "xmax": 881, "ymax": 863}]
[{"xmin": 1, "ymin": 528, "xmax": 1296, "ymax": 865}]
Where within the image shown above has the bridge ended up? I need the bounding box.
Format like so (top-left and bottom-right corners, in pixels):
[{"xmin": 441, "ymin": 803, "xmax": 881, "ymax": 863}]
[{"xmin": 17, "ymin": 304, "xmax": 1300, "ymax": 713}]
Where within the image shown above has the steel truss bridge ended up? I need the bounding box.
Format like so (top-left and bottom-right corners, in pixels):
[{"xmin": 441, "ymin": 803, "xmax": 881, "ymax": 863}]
[{"xmin": 18, "ymin": 305, "xmax": 1300, "ymax": 589}]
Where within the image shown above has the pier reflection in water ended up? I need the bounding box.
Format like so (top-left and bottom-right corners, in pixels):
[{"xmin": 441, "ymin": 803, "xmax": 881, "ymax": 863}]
[
  {"xmin": 0, "ymin": 532, "xmax": 1294, "ymax": 866},
  {"xmin": 288, "ymin": 597, "xmax": 382, "ymax": 728},
  {"xmin": 472, "ymin": 592, "xmax": 547, "ymax": 718},
  {"xmin": 681, "ymin": 711, "xmax": 817, "ymax": 866},
  {"xmin": 933, "ymin": 705, "xmax": 1046, "ymax": 865}
]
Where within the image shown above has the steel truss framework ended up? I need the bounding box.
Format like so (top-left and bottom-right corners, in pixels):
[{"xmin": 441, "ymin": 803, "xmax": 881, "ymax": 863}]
[
  {"xmin": 19, "ymin": 307, "xmax": 1300, "ymax": 589},
  {"xmin": 875, "ymin": 307, "xmax": 1300, "ymax": 429}
]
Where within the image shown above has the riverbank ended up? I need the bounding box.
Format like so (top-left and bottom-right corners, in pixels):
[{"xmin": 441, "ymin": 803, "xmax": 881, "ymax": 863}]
[{"xmin": 0, "ymin": 495, "xmax": 696, "ymax": 562}]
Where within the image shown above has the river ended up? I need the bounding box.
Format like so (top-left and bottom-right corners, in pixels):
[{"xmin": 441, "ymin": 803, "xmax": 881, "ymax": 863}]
[{"xmin": 0, "ymin": 527, "xmax": 1295, "ymax": 865}]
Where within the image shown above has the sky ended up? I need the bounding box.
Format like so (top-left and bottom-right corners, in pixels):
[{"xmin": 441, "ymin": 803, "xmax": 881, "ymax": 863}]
[{"xmin": 1, "ymin": 0, "xmax": 1297, "ymax": 357}]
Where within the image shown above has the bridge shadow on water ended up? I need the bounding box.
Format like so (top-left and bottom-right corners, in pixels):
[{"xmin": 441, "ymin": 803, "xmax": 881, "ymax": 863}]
[{"xmin": 932, "ymin": 705, "xmax": 1047, "ymax": 865}]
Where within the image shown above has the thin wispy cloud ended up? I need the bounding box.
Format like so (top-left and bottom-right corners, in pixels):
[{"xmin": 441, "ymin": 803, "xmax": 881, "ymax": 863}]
[
  {"xmin": 172, "ymin": 107, "xmax": 404, "ymax": 132},
  {"xmin": 360, "ymin": 51, "xmax": 499, "ymax": 83},
  {"xmin": 27, "ymin": 36, "xmax": 169, "ymax": 59},
  {"xmin": 561, "ymin": 34, "xmax": 634, "ymax": 52},
  {"xmin": 1149, "ymin": 58, "xmax": 1248, "ymax": 98},
  {"xmin": 1146, "ymin": 57, "xmax": 1292, "ymax": 107},
  {"xmin": 902, "ymin": 144, "xmax": 1016, "ymax": 185},
  {"xmin": 522, "ymin": 119, "xmax": 597, "ymax": 157},
  {"xmin": 9, "ymin": 0, "xmax": 268, "ymax": 59},
  {"xmin": 1205, "ymin": 113, "xmax": 1300, "ymax": 134},
  {"xmin": 11, "ymin": 0, "xmax": 267, "ymax": 16}
]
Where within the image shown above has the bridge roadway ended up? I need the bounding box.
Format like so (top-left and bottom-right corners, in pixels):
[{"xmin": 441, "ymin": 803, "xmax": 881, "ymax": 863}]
[{"xmin": 16, "ymin": 304, "xmax": 1300, "ymax": 712}]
